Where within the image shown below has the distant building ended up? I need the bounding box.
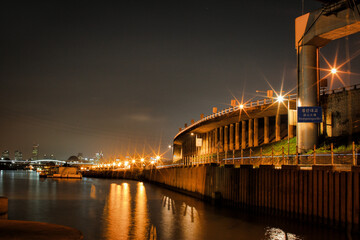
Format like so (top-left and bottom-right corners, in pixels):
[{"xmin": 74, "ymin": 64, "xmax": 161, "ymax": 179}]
[
  {"xmin": 14, "ymin": 150, "xmax": 22, "ymax": 161},
  {"xmin": 32, "ymin": 144, "xmax": 39, "ymax": 160},
  {"xmin": 1, "ymin": 150, "xmax": 10, "ymax": 160},
  {"xmin": 95, "ymin": 151, "xmax": 103, "ymax": 163},
  {"xmin": 67, "ymin": 155, "xmax": 79, "ymax": 162},
  {"xmin": 77, "ymin": 153, "xmax": 83, "ymax": 161}
]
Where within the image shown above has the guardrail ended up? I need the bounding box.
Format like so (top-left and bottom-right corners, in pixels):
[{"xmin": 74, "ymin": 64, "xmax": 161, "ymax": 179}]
[{"xmin": 174, "ymin": 151, "xmax": 359, "ymax": 168}]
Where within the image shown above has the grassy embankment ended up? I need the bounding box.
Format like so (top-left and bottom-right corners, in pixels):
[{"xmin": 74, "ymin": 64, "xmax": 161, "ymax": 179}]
[{"xmin": 249, "ymin": 133, "xmax": 360, "ymax": 157}]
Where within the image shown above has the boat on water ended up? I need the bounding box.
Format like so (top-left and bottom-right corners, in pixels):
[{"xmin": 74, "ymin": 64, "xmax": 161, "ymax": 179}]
[{"xmin": 39, "ymin": 167, "xmax": 82, "ymax": 179}]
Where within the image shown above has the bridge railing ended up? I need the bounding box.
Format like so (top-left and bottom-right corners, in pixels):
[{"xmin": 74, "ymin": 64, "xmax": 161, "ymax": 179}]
[{"xmin": 174, "ymin": 141, "xmax": 360, "ymax": 169}]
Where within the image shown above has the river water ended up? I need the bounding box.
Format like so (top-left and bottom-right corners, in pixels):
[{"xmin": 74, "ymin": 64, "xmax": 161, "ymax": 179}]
[{"xmin": 0, "ymin": 170, "xmax": 356, "ymax": 240}]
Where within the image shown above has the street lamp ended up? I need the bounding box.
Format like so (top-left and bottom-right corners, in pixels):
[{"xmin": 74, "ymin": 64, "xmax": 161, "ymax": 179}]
[
  {"xmin": 276, "ymin": 95, "xmax": 284, "ymax": 103},
  {"xmin": 331, "ymin": 68, "xmax": 337, "ymax": 74},
  {"xmin": 140, "ymin": 158, "xmax": 145, "ymax": 168}
]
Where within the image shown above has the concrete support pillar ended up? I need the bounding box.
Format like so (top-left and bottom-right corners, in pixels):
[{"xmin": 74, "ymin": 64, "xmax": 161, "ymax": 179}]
[
  {"xmin": 208, "ymin": 132, "xmax": 211, "ymax": 154},
  {"xmin": 204, "ymin": 133, "xmax": 207, "ymax": 154},
  {"xmin": 242, "ymin": 121, "xmax": 246, "ymax": 149},
  {"xmin": 235, "ymin": 122, "xmax": 240, "ymax": 150},
  {"xmin": 288, "ymin": 124, "xmax": 294, "ymax": 138},
  {"xmin": 198, "ymin": 134, "xmax": 201, "ymax": 155},
  {"xmin": 264, "ymin": 116, "xmax": 269, "ymax": 144},
  {"xmin": 203, "ymin": 133, "xmax": 207, "ymax": 154},
  {"xmin": 202, "ymin": 133, "xmax": 205, "ymax": 154},
  {"xmin": 229, "ymin": 124, "xmax": 234, "ymax": 150},
  {"xmin": 214, "ymin": 129, "xmax": 218, "ymax": 153},
  {"xmin": 248, "ymin": 119, "xmax": 253, "ymax": 147},
  {"xmin": 211, "ymin": 130, "xmax": 215, "ymax": 153},
  {"xmin": 298, "ymin": 45, "xmax": 319, "ymax": 152},
  {"xmin": 207, "ymin": 132, "xmax": 210, "ymax": 154},
  {"xmin": 203, "ymin": 133, "xmax": 207, "ymax": 155},
  {"xmin": 224, "ymin": 125, "xmax": 229, "ymax": 152},
  {"xmin": 254, "ymin": 118, "xmax": 258, "ymax": 147},
  {"xmin": 275, "ymin": 114, "xmax": 281, "ymax": 141},
  {"xmin": 219, "ymin": 127, "xmax": 224, "ymax": 152}
]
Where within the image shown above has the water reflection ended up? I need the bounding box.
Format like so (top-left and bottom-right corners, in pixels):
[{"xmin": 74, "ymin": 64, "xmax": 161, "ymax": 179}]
[
  {"xmin": 104, "ymin": 183, "xmax": 131, "ymax": 239},
  {"xmin": 135, "ymin": 182, "xmax": 149, "ymax": 239},
  {"xmin": 90, "ymin": 184, "xmax": 96, "ymax": 199},
  {"xmin": 104, "ymin": 182, "xmax": 151, "ymax": 239},
  {"xmin": 1, "ymin": 171, "xmax": 357, "ymax": 240},
  {"xmin": 264, "ymin": 227, "xmax": 301, "ymax": 240}
]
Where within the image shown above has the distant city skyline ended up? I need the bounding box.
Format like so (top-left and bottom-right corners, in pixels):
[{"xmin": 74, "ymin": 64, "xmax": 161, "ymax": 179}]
[{"xmin": 1, "ymin": 1, "xmax": 360, "ymax": 159}]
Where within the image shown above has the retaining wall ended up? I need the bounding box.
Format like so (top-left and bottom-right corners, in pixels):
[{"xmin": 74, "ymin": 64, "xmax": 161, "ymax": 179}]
[{"xmin": 84, "ymin": 164, "xmax": 360, "ymax": 230}]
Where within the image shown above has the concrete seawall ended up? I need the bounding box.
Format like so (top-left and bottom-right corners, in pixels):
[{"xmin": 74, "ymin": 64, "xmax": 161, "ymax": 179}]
[{"xmin": 84, "ymin": 164, "xmax": 360, "ymax": 230}]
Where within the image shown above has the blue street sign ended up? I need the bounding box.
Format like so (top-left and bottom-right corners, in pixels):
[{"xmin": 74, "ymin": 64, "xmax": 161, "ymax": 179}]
[{"xmin": 297, "ymin": 106, "xmax": 322, "ymax": 123}]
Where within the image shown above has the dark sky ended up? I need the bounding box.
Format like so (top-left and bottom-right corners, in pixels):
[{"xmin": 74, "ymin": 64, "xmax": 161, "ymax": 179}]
[{"xmin": 1, "ymin": 0, "xmax": 359, "ymax": 160}]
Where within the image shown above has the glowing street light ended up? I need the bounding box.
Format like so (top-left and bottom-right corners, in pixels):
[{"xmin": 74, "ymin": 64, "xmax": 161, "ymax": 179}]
[
  {"xmin": 331, "ymin": 68, "xmax": 337, "ymax": 74},
  {"xmin": 276, "ymin": 95, "xmax": 284, "ymax": 103},
  {"xmin": 140, "ymin": 158, "xmax": 144, "ymax": 162},
  {"xmin": 156, "ymin": 155, "xmax": 160, "ymax": 161},
  {"xmin": 239, "ymin": 104, "xmax": 244, "ymax": 109},
  {"xmin": 124, "ymin": 161, "xmax": 129, "ymax": 167},
  {"xmin": 168, "ymin": 145, "xmax": 172, "ymax": 149},
  {"xmin": 132, "ymin": 159, "xmax": 135, "ymax": 164}
]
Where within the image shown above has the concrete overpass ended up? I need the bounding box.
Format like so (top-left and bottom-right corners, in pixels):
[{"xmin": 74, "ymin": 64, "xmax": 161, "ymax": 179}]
[{"xmin": 173, "ymin": 94, "xmax": 297, "ymax": 164}]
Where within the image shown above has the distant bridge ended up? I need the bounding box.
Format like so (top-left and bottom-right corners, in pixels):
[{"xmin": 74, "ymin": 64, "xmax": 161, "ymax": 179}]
[{"xmin": 0, "ymin": 159, "xmax": 93, "ymax": 165}]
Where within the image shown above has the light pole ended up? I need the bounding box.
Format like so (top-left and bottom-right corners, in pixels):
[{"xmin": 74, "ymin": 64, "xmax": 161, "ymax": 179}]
[
  {"xmin": 140, "ymin": 158, "xmax": 144, "ymax": 169},
  {"xmin": 276, "ymin": 94, "xmax": 289, "ymax": 162}
]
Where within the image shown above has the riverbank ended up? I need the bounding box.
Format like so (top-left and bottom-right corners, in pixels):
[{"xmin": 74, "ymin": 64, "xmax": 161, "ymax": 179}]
[
  {"xmin": 83, "ymin": 164, "xmax": 360, "ymax": 232},
  {"xmin": 0, "ymin": 220, "xmax": 83, "ymax": 240}
]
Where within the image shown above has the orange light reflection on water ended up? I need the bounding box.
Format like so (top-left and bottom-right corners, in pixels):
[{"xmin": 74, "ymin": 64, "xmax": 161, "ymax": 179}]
[
  {"xmin": 180, "ymin": 202, "xmax": 200, "ymax": 239},
  {"xmin": 135, "ymin": 182, "xmax": 149, "ymax": 239},
  {"xmin": 104, "ymin": 183, "xmax": 130, "ymax": 240},
  {"xmin": 104, "ymin": 182, "xmax": 151, "ymax": 240},
  {"xmin": 161, "ymin": 196, "xmax": 175, "ymax": 239}
]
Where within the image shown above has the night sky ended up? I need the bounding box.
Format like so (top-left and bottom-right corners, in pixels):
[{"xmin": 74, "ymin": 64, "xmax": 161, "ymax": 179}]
[{"xmin": 1, "ymin": 0, "xmax": 359, "ymax": 160}]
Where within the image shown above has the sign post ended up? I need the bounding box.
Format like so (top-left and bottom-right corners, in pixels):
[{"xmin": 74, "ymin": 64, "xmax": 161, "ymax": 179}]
[{"xmin": 297, "ymin": 106, "xmax": 322, "ymax": 123}]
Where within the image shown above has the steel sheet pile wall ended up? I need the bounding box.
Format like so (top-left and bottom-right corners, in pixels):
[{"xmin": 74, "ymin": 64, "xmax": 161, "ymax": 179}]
[{"xmin": 142, "ymin": 165, "xmax": 360, "ymax": 229}]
